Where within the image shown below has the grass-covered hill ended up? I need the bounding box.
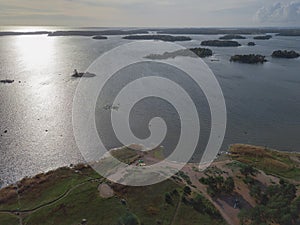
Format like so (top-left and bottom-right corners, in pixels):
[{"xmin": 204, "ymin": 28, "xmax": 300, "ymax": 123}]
[{"xmin": 0, "ymin": 144, "xmax": 299, "ymax": 225}]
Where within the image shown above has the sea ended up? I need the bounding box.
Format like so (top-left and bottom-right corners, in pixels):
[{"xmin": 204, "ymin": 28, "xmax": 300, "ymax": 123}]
[{"xmin": 0, "ymin": 26, "xmax": 300, "ymax": 186}]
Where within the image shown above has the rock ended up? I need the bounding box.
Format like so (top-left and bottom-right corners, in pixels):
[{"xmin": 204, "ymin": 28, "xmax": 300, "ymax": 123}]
[
  {"xmin": 253, "ymin": 35, "xmax": 272, "ymax": 40},
  {"xmin": 0, "ymin": 79, "xmax": 14, "ymax": 84},
  {"xmin": 272, "ymin": 50, "xmax": 300, "ymax": 59},
  {"xmin": 201, "ymin": 40, "xmax": 241, "ymax": 47},
  {"xmin": 230, "ymin": 54, "xmax": 267, "ymax": 64},
  {"xmin": 248, "ymin": 42, "xmax": 256, "ymax": 46},
  {"xmin": 219, "ymin": 34, "xmax": 246, "ymax": 40},
  {"xmin": 4, "ymin": 130, "xmax": 7, "ymax": 134}
]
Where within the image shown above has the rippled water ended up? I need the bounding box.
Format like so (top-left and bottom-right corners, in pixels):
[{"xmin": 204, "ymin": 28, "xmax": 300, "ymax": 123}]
[{"xmin": 0, "ymin": 27, "xmax": 300, "ymax": 186}]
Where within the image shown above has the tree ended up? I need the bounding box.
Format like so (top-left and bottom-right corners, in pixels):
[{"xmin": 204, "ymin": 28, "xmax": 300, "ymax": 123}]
[
  {"xmin": 184, "ymin": 186, "xmax": 192, "ymax": 195},
  {"xmin": 224, "ymin": 177, "xmax": 235, "ymax": 193},
  {"xmin": 165, "ymin": 193, "xmax": 173, "ymax": 205}
]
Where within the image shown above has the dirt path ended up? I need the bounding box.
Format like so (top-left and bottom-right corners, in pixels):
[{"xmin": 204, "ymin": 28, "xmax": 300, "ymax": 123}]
[
  {"xmin": 182, "ymin": 163, "xmax": 240, "ymax": 225},
  {"xmin": 170, "ymin": 193, "xmax": 183, "ymax": 225},
  {"xmin": 0, "ymin": 178, "xmax": 103, "ymax": 216}
]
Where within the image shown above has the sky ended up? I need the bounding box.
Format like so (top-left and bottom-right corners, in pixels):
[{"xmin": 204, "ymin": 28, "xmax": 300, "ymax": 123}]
[{"xmin": 0, "ymin": 0, "xmax": 300, "ymax": 27}]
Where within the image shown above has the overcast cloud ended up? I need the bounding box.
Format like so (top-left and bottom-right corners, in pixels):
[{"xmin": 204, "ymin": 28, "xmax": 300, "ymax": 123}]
[
  {"xmin": 0, "ymin": 0, "xmax": 299, "ymax": 27},
  {"xmin": 255, "ymin": 1, "xmax": 300, "ymax": 25}
]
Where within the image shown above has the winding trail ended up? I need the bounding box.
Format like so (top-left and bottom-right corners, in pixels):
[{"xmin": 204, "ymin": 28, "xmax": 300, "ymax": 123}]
[
  {"xmin": 0, "ymin": 178, "xmax": 103, "ymax": 217},
  {"xmin": 170, "ymin": 192, "xmax": 183, "ymax": 225}
]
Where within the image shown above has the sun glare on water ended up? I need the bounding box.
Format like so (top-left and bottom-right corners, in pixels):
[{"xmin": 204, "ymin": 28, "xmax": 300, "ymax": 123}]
[{"xmin": 13, "ymin": 35, "xmax": 57, "ymax": 71}]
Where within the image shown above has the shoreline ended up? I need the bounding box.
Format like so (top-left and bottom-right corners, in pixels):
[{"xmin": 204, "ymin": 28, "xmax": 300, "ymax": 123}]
[{"xmin": 1, "ymin": 143, "xmax": 299, "ymax": 191}]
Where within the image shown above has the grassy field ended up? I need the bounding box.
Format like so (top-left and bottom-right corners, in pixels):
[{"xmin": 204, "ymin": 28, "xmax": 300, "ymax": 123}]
[
  {"xmin": 229, "ymin": 144, "xmax": 300, "ymax": 180},
  {"xmin": 1, "ymin": 144, "xmax": 299, "ymax": 224},
  {"xmin": 0, "ymin": 163, "xmax": 226, "ymax": 225}
]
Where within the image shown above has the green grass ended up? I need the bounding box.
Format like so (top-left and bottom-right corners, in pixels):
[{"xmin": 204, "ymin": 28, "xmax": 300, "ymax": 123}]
[
  {"xmin": 18, "ymin": 167, "xmax": 98, "ymax": 210},
  {"xmin": 24, "ymin": 181, "xmax": 127, "ymax": 225},
  {"xmin": 174, "ymin": 203, "xmax": 226, "ymax": 225},
  {"xmin": 0, "ymin": 164, "xmax": 226, "ymax": 225},
  {"xmin": 229, "ymin": 144, "xmax": 300, "ymax": 180},
  {"xmin": 0, "ymin": 213, "xmax": 19, "ymax": 225}
]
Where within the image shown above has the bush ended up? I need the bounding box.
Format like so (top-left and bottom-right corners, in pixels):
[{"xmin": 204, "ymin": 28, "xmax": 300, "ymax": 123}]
[
  {"xmin": 118, "ymin": 213, "xmax": 141, "ymax": 225},
  {"xmin": 183, "ymin": 186, "xmax": 192, "ymax": 195},
  {"xmin": 165, "ymin": 193, "xmax": 173, "ymax": 205}
]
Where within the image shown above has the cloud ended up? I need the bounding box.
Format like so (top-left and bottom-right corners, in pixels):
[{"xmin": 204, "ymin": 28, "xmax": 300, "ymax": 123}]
[{"xmin": 254, "ymin": 1, "xmax": 300, "ymax": 24}]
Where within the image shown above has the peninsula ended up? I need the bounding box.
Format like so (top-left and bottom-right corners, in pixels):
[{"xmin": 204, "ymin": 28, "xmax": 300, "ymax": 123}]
[{"xmin": 0, "ymin": 144, "xmax": 299, "ymax": 225}]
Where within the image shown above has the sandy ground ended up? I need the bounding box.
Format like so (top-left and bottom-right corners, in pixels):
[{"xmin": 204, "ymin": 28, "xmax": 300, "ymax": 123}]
[{"xmin": 98, "ymin": 183, "xmax": 114, "ymax": 198}]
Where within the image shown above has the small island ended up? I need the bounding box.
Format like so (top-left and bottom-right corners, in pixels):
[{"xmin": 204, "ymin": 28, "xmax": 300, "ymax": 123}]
[
  {"xmin": 122, "ymin": 35, "xmax": 192, "ymax": 42},
  {"xmin": 230, "ymin": 54, "xmax": 267, "ymax": 64},
  {"xmin": 253, "ymin": 35, "xmax": 272, "ymax": 40},
  {"xmin": 272, "ymin": 50, "xmax": 300, "ymax": 59},
  {"xmin": 92, "ymin": 35, "xmax": 108, "ymax": 40},
  {"xmin": 201, "ymin": 40, "xmax": 241, "ymax": 47},
  {"xmin": 189, "ymin": 48, "xmax": 213, "ymax": 57},
  {"xmin": 219, "ymin": 34, "xmax": 246, "ymax": 40},
  {"xmin": 0, "ymin": 79, "xmax": 14, "ymax": 84},
  {"xmin": 247, "ymin": 42, "xmax": 256, "ymax": 46}
]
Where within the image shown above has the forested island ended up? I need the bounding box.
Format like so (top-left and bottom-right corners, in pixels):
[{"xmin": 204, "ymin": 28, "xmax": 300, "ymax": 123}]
[
  {"xmin": 92, "ymin": 36, "xmax": 108, "ymax": 40},
  {"xmin": 272, "ymin": 50, "xmax": 300, "ymax": 59},
  {"xmin": 122, "ymin": 35, "xmax": 192, "ymax": 42},
  {"xmin": 201, "ymin": 40, "xmax": 241, "ymax": 47},
  {"xmin": 230, "ymin": 54, "xmax": 267, "ymax": 64},
  {"xmin": 247, "ymin": 42, "xmax": 256, "ymax": 46},
  {"xmin": 219, "ymin": 34, "xmax": 246, "ymax": 40},
  {"xmin": 47, "ymin": 30, "xmax": 148, "ymax": 36},
  {"xmin": 253, "ymin": 35, "xmax": 272, "ymax": 40}
]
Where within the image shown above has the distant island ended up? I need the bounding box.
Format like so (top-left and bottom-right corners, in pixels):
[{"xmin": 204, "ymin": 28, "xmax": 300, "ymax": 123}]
[
  {"xmin": 48, "ymin": 30, "xmax": 149, "ymax": 37},
  {"xmin": 219, "ymin": 34, "xmax": 246, "ymax": 40},
  {"xmin": 122, "ymin": 35, "xmax": 192, "ymax": 42},
  {"xmin": 253, "ymin": 35, "xmax": 272, "ymax": 40},
  {"xmin": 0, "ymin": 31, "xmax": 50, "ymax": 36},
  {"xmin": 247, "ymin": 42, "xmax": 256, "ymax": 46},
  {"xmin": 155, "ymin": 28, "xmax": 300, "ymax": 36},
  {"xmin": 1, "ymin": 28, "xmax": 300, "ymax": 37},
  {"xmin": 230, "ymin": 54, "xmax": 267, "ymax": 64},
  {"xmin": 190, "ymin": 47, "xmax": 213, "ymax": 57},
  {"xmin": 272, "ymin": 50, "xmax": 300, "ymax": 59},
  {"xmin": 201, "ymin": 40, "xmax": 241, "ymax": 47},
  {"xmin": 145, "ymin": 47, "xmax": 213, "ymax": 60},
  {"xmin": 0, "ymin": 79, "xmax": 14, "ymax": 84},
  {"xmin": 277, "ymin": 30, "xmax": 300, "ymax": 36},
  {"xmin": 92, "ymin": 35, "xmax": 108, "ymax": 40}
]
